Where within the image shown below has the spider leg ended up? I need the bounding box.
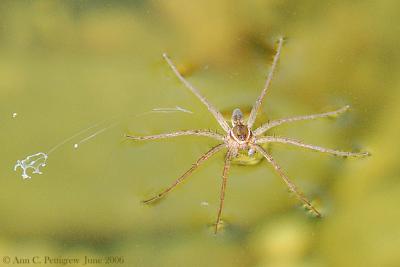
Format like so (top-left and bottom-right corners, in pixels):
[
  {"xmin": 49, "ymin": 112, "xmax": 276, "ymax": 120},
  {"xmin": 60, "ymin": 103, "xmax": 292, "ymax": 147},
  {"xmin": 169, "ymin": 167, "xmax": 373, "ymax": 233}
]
[
  {"xmin": 254, "ymin": 105, "xmax": 351, "ymax": 136},
  {"xmin": 126, "ymin": 130, "xmax": 225, "ymax": 142},
  {"xmin": 142, "ymin": 143, "xmax": 225, "ymax": 204},
  {"xmin": 214, "ymin": 151, "xmax": 232, "ymax": 234},
  {"xmin": 163, "ymin": 53, "xmax": 231, "ymax": 133},
  {"xmin": 254, "ymin": 145, "xmax": 321, "ymax": 217},
  {"xmin": 256, "ymin": 136, "xmax": 370, "ymax": 157},
  {"xmin": 247, "ymin": 37, "xmax": 284, "ymax": 128}
]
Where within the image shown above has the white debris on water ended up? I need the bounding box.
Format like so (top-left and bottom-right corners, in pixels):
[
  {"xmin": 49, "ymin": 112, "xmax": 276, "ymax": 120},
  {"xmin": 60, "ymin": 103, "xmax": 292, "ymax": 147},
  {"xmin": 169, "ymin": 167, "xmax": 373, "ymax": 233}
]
[
  {"xmin": 14, "ymin": 152, "xmax": 48, "ymax": 180},
  {"xmin": 137, "ymin": 106, "xmax": 193, "ymax": 116}
]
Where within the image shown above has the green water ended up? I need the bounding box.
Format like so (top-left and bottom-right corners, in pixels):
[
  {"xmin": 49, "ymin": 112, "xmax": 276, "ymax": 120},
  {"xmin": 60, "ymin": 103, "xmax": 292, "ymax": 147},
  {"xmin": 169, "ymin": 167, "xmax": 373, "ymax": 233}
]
[{"xmin": 1, "ymin": 1, "xmax": 399, "ymax": 267}]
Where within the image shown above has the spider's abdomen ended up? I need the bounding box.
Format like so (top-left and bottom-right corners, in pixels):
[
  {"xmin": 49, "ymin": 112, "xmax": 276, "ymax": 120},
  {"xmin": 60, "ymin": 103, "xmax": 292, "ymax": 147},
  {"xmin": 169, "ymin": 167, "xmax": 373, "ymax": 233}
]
[{"xmin": 231, "ymin": 124, "xmax": 251, "ymax": 142}]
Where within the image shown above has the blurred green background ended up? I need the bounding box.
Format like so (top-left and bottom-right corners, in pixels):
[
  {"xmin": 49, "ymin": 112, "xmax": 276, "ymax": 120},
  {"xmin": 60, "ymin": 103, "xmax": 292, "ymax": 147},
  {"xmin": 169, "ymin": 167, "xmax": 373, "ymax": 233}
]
[{"xmin": 1, "ymin": 0, "xmax": 399, "ymax": 266}]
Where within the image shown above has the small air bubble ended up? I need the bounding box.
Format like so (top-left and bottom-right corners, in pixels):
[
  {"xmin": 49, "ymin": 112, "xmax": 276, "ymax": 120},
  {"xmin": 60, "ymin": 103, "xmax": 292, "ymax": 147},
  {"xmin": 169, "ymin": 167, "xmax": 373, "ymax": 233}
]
[
  {"xmin": 74, "ymin": 144, "xmax": 79, "ymax": 149},
  {"xmin": 200, "ymin": 201, "xmax": 209, "ymax": 207}
]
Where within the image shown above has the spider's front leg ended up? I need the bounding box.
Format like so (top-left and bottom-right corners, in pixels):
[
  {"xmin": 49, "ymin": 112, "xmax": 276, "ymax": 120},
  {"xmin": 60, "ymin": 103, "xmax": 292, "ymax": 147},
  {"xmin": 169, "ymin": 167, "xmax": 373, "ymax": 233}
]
[
  {"xmin": 247, "ymin": 37, "xmax": 284, "ymax": 128},
  {"xmin": 254, "ymin": 105, "xmax": 351, "ymax": 135},
  {"xmin": 163, "ymin": 53, "xmax": 231, "ymax": 133}
]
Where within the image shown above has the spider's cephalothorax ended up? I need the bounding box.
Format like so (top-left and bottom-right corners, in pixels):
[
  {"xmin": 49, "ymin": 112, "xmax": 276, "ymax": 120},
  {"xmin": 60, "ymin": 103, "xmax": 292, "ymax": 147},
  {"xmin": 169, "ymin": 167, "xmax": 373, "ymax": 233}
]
[
  {"xmin": 228, "ymin": 108, "xmax": 255, "ymax": 157},
  {"xmin": 230, "ymin": 123, "xmax": 251, "ymax": 143},
  {"xmin": 127, "ymin": 38, "xmax": 370, "ymax": 234},
  {"xmin": 230, "ymin": 108, "xmax": 252, "ymax": 143}
]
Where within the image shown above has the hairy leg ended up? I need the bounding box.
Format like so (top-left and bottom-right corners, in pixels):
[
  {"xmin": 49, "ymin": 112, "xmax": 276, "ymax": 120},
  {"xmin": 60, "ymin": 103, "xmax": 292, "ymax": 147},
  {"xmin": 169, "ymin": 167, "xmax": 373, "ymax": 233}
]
[
  {"xmin": 254, "ymin": 105, "xmax": 350, "ymax": 135},
  {"xmin": 247, "ymin": 37, "xmax": 284, "ymax": 128},
  {"xmin": 163, "ymin": 53, "xmax": 231, "ymax": 133},
  {"xmin": 215, "ymin": 151, "xmax": 232, "ymax": 234},
  {"xmin": 126, "ymin": 130, "xmax": 224, "ymax": 142},
  {"xmin": 142, "ymin": 144, "xmax": 225, "ymax": 204},
  {"xmin": 254, "ymin": 145, "xmax": 321, "ymax": 217},
  {"xmin": 256, "ymin": 136, "xmax": 370, "ymax": 157}
]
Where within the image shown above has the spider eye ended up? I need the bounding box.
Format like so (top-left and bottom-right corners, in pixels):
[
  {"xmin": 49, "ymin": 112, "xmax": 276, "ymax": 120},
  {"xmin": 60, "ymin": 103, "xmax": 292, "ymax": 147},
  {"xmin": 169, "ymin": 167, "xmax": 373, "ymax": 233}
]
[{"xmin": 232, "ymin": 108, "xmax": 244, "ymax": 126}]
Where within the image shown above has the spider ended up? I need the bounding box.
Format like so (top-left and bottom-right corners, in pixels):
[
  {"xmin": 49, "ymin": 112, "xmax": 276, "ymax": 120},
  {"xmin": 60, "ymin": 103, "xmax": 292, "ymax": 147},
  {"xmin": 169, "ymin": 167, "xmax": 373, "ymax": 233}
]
[{"xmin": 127, "ymin": 37, "xmax": 370, "ymax": 234}]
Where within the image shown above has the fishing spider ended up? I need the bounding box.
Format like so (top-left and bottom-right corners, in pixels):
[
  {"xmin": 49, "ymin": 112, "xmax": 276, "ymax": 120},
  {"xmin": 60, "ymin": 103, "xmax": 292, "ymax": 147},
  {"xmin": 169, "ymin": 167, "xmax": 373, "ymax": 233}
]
[{"xmin": 127, "ymin": 37, "xmax": 369, "ymax": 233}]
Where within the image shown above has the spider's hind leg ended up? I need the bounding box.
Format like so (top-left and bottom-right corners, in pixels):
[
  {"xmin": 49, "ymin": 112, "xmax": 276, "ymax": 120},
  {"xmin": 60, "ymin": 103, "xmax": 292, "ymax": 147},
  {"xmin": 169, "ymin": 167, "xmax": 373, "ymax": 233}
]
[
  {"xmin": 142, "ymin": 144, "xmax": 225, "ymax": 204},
  {"xmin": 255, "ymin": 145, "xmax": 322, "ymax": 217},
  {"xmin": 214, "ymin": 151, "xmax": 233, "ymax": 234}
]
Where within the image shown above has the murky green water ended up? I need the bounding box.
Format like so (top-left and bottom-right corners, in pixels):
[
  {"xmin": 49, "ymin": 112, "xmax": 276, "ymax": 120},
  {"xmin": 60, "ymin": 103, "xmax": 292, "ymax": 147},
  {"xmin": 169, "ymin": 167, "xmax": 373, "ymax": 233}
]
[{"xmin": 1, "ymin": 1, "xmax": 399, "ymax": 266}]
